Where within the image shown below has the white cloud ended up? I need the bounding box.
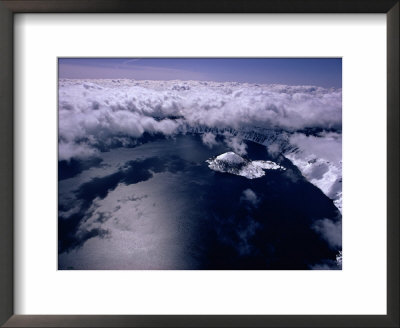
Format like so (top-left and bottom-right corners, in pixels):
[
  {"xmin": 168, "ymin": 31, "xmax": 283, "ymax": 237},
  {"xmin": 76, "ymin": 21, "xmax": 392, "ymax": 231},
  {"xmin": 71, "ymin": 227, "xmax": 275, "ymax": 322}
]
[
  {"xmin": 58, "ymin": 141, "xmax": 99, "ymax": 161},
  {"xmin": 240, "ymin": 189, "xmax": 260, "ymax": 207},
  {"xmin": 201, "ymin": 132, "xmax": 218, "ymax": 148},
  {"xmin": 236, "ymin": 217, "xmax": 260, "ymax": 256},
  {"xmin": 312, "ymin": 218, "xmax": 342, "ymax": 249},
  {"xmin": 223, "ymin": 132, "xmax": 247, "ymax": 155},
  {"xmin": 266, "ymin": 143, "xmax": 281, "ymax": 156}
]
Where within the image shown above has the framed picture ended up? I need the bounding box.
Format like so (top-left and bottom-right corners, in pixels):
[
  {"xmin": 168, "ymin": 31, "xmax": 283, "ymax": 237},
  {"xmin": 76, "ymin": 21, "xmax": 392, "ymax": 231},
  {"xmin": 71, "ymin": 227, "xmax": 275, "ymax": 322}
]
[
  {"xmin": 0, "ymin": 1, "xmax": 398, "ymax": 327},
  {"xmin": 57, "ymin": 57, "xmax": 343, "ymax": 271}
]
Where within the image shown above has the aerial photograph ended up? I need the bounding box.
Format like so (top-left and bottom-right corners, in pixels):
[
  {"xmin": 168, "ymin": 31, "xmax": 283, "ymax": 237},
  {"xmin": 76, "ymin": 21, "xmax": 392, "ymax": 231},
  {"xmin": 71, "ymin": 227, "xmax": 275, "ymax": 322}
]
[{"xmin": 58, "ymin": 58, "xmax": 342, "ymax": 270}]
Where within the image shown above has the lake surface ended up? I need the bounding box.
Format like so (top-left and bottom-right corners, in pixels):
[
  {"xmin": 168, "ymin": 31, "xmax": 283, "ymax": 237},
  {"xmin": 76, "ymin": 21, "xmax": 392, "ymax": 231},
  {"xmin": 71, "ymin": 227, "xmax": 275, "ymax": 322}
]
[{"xmin": 58, "ymin": 134, "xmax": 341, "ymax": 270}]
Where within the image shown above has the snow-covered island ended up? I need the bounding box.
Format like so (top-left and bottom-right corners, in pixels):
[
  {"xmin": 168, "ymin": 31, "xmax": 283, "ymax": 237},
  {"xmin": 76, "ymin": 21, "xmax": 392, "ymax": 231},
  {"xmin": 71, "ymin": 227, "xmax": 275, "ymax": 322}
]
[{"xmin": 206, "ymin": 152, "xmax": 285, "ymax": 179}]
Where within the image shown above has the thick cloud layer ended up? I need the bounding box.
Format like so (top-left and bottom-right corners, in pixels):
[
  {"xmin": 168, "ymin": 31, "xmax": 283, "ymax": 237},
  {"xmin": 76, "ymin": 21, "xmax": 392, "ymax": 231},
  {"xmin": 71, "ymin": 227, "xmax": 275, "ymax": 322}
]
[{"xmin": 59, "ymin": 79, "xmax": 341, "ymax": 161}]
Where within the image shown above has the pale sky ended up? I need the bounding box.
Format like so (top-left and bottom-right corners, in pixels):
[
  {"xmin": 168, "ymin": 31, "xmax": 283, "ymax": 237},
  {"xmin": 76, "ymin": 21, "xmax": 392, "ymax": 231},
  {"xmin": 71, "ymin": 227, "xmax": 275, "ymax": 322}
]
[{"xmin": 59, "ymin": 58, "xmax": 342, "ymax": 88}]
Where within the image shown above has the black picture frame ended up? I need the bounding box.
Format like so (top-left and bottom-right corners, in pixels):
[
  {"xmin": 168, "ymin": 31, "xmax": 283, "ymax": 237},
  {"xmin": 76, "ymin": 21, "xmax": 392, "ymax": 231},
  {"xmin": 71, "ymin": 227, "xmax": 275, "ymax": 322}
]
[{"xmin": 0, "ymin": 1, "xmax": 398, "ymax": 327}]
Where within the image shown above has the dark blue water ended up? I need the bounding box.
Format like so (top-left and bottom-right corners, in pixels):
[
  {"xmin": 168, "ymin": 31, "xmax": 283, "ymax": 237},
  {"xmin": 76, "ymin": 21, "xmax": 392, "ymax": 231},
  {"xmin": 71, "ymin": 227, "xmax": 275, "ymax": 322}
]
[{"xmin": 58, "ymin": 134, "xmax": 341, "ymax": 270}]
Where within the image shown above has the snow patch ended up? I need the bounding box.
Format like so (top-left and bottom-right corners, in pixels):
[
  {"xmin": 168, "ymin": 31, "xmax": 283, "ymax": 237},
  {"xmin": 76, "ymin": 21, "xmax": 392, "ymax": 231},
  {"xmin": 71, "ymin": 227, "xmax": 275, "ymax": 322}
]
[{"xmin": 285, "ymin": 132, "xmax": 342, "ymax": 212}]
